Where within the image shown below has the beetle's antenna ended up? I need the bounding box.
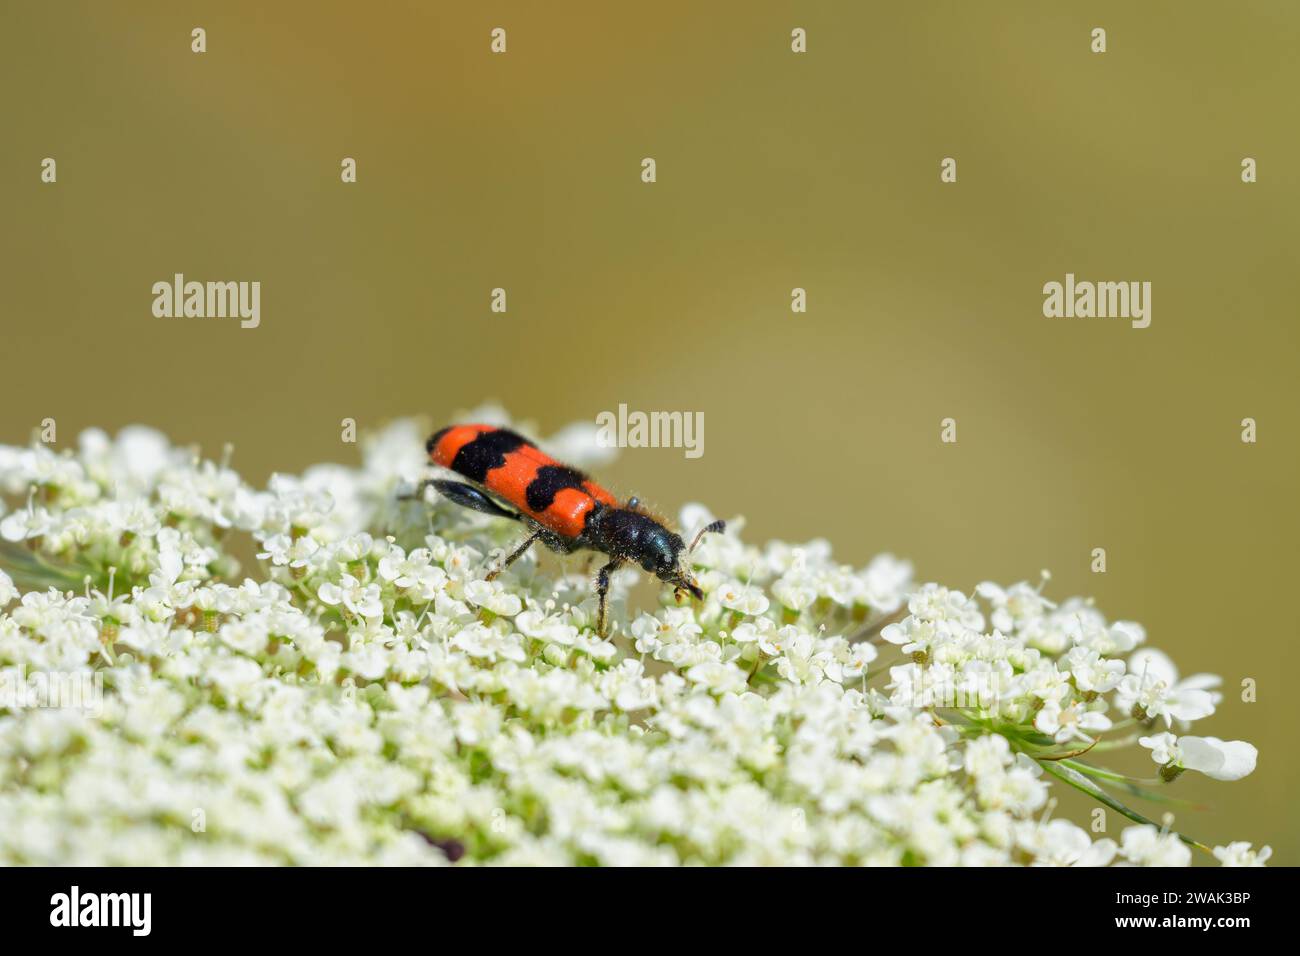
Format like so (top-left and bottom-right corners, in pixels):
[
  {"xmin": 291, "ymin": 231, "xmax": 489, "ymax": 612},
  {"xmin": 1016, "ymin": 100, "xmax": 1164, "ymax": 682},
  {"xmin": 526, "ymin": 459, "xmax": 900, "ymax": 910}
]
[{"xmin": 689, "ymin": 519, "xmax": 726, "ymax": 554}]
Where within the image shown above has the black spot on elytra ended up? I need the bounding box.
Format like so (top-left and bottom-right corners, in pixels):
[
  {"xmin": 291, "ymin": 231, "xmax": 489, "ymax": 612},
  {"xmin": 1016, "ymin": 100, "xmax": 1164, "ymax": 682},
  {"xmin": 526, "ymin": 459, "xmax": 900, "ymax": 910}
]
[
  {"xmin": 426, "ymin": 426, "xmax": 451, "ymax": 456},
  {"xmin": 526, "ymin": 464, "xmax": 589, "ymax": 512},
  {"xmin": 450, "ymin": 429, "xmax": 527, "ymax": 482}
]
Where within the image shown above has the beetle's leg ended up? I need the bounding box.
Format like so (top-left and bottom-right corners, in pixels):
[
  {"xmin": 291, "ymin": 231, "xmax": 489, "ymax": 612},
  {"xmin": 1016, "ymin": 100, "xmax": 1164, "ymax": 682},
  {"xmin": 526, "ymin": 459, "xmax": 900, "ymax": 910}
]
[
  {"xmin": 487, "ymin": 528, "xmax": 545, "ymax": 581},
  {"xmin": 594, "ymin": 558, "xmax": 625, "ymax": 638}
]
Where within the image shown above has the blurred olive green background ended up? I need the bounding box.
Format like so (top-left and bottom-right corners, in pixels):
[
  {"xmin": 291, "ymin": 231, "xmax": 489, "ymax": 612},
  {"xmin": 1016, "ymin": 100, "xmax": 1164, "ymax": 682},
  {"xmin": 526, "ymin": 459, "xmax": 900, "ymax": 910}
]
[{"xmin": 2, "ymin": 2, "xmax": 1296, "ymax": 863}]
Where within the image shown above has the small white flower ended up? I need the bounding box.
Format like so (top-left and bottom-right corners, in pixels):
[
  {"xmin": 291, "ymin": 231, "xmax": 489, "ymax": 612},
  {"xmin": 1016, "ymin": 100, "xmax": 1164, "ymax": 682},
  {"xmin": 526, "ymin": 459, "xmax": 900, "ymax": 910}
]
[
  {"xmin": 341, "ymin": 642, "xmax": 390, "ymax": 680},
  {"xmin": 257, "ymin": 532, "xmax": 319, "ymax": 570},
  {"xmin": 964, "ymin": 734, "xmax": 1013, "ymax": 778},
  {"xmin": 771, "ymin": 571, "xmax": 817, "ymax": 612},
  {"xmin": 1016, "ymin": 819, "xmax": 1116, "ymax": 867},
  {"xmin": 838, "ymin": 641, "xmax": 877, "ymax": 680},
  {"xmin": 463, "ymin": 578, "xmax": 522, "ymax": 617},
  {"xmin": 0, "ymin": 504, "xmax": 52, "ymax": 542},
  {"xmin": 1119, "ymin": 824, "xmax": 1191, "ymax": 867},
  {"xmin": 684, "ymin": 661, "xmax": 748, "ymax": 694},
  {"xmin": 1177, "ymin": 736, "xmax": 1258, "ymax": 781},
  {"xmin": 1213, "ymin": 842, "xmax": 1272, "ymax": 867},
  {"xmin": 1034, "ymin": 699, "xmax": 1112, "ymax": 744},
  {"xmin": 1115, "ymin": 648, "xmax": 1221, "ymax": 726},
  {"xmin": 859, "ymin": 554, "xmax": 912, "ymax": 614},
  {"xmin": 317, "ymin": 574, "xmax": 383, "ymax": 620},
  {"xmin": 453, "ymin": 701, "xmax": 502, "ymax": 746},
  {"xmin": 976, "ymin": 580, "xmax": 1055, "ymax": 634},
  {"xmin": 715, "ymin": 582, "xmax": 769, "ymax": 616},
  {"xmin": 218, "ymin": 618, "xmax": 270, "ymax": 657},
  {"xmin": 1065, "ymin": 647, "xmax": 1125, "ymax": 695},
  {"xmin": 1138, "ymin": 731, "xmax": 1181, "ymax": 766}
]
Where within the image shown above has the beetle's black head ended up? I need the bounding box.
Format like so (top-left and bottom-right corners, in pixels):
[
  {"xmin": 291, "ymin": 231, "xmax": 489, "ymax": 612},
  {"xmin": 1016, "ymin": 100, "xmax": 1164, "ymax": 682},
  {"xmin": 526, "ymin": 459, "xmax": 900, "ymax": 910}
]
[
  {"xmin": 592, "ymin": 507, "xmax": 703, "ymax": 599},
  {"xmin": 643, "ymin": 527, "xmax": 703, "ymax": 597}
]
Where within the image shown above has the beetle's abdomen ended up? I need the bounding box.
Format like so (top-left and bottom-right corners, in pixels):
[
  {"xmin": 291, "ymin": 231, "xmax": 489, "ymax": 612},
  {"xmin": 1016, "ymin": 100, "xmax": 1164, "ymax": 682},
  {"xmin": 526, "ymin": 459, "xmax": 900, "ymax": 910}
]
[{"xmin": 428, "ymin": 424, "xmax": 618, "ymax": 539}]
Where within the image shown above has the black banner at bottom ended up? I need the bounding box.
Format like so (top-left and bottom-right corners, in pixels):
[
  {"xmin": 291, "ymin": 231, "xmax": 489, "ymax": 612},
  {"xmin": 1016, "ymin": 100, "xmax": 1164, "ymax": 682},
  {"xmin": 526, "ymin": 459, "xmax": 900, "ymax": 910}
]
[{"xmin": 0, "ymin": 864, "xmax": 1275, "ymax": 940}]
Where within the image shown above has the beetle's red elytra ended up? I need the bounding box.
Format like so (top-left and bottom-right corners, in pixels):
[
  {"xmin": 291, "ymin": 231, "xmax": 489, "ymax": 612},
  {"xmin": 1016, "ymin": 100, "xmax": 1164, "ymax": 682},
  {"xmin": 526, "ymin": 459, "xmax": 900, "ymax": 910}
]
[{"xmin": 428, "ymin": 424, "xmax": 619, "ymax": 538}]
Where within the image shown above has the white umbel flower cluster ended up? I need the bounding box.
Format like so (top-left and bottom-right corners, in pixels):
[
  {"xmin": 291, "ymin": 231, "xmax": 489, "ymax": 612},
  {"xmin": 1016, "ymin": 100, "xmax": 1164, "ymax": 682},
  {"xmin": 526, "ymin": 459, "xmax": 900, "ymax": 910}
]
[{"xmin": 0, "ymin": 415, "xmax": 1267, "ymax": 866}]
